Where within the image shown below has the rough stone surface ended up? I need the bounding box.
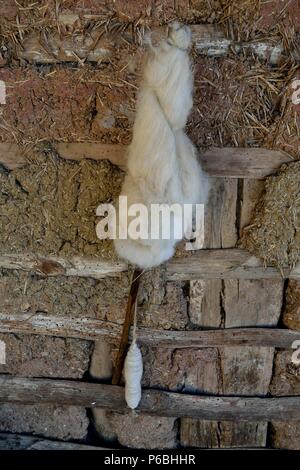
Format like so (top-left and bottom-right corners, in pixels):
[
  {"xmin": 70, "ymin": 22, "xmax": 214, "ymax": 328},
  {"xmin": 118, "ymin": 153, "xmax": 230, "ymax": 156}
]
[
  {"xmin": 0, "ymin": 404, "xmax": 89, "ymax": 441},
  {"xmin": 283, "ymin": 280, "xmax": 300, "ymax": 330},
  {"xmin": 110, "ymin": 414, "xmax": 177, "ymax": 449},
  {"xmin": 0, "ymin": 333, "xmax": 92, "ymax": 378},
  {"xmin": 270, "ymin": 422, "xmax": 300, "ymax": 450},
  {"xmin": 270, "ymin": 350, "xmax": 300, "ymax": 396},
  {"xmin": 181, "ymin": 420, "xmax": 267, "ymax": 448},
  {"xmin": 138, "ymin": 281, "xmax": 188, "ymax": 331},
  {"xmin": 143, "ymin": 347, "xmax": 221, "ymax": 394},
  {"xmin": 189, "ymin": 278, "xmax": 283, "ymax": 329},
  {"xmin": 241, "ymin": 161, "xmax": 300, "ymax": 270},
  {"xmin": 142, "ymin": 345, "xmax": 274, "ymax": 397},
  {"xmin": 179, "ymin": 346, "xmax": 274, "ymax": 448},
  {"xmin": 109, "ymin": 348, "xmax": 221, "ymax": 449},
  {"xmin": 0, "ymin": 153, "xmax": 124, "ymax": 259},
  {"xmin": 220, "ymin": 346, "xmax": 274, "ymax": 395},
  {"xmin": 189, "ymin": 279, "xmax": 222, "ymax": 328},
  {"xmin": 223, "ymin": 279, "xmax": 283, "ymax": 327},
  {"xmin": 0, "ymin": 0, "xmax": 298, "ymax": 451},
  {"xmin": 0, "ymin": 268, "xmax": 130, "ymax": 321},
  {"xmin": 0, "ymin": 269, "xmax": 186, "ymax": 329}
]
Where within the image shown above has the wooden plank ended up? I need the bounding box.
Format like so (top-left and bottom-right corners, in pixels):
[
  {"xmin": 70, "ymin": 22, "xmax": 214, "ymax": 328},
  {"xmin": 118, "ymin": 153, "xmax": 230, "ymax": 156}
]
[
  {"xmin": 0, "ymin": 433, "xmax": 108, "ymax": 450},
  {"xmin": 181, "ymin": 421, "xmax": 268, "ymax": 448},
  {"xmin": 0, "ymin": 253, "xmax": 127, "ymax": 279},
  {"xmin": 0, "ymin": 313, "xmax": 121, "ymax": 341},
  {"xmin": 183, "ymin": 177, "xmax": 236, "ymax": 446},
  {"xmin": 90, "ymin": 341, "xmax": 116, "ymax": 441},
  {"xmin": 0, "ymin": 250, "xmax": 299, "ymax": 280},
  {"xmin": 0, "ymin": 313, "xmax": 299, "ymax": 347},
  {"xmin": 0, "ymin": 376, "xmax": 299, "ymax": 421},
  {"xmin": 220, "ymin": 347, "xmax": 274, "ymax": 395},
  {"xmin": 183, "ymin": 176, "xmax": 282, "ymax": 448},
  {"xmin": 204, "ymin": 178, "xmax": 238, "ymax": 249},
  {"xmin": 189, "ymin": 279, "xmax": 222, "ymax": 327},
  {"xmin": 189, "ymin": 179, "xmax": 238, "ymax": 327},
  {"xmin": 215, "ymin": 179, "xmax": 282, "ymax": 448},
  {"xmin": 239, "ymin": 179, "xmax": 266, "ymax": 238},
  {"xmin": 167, "ymin": 249, "xmax": 300, "ymax": 281},
  {"xmin": 19, "ymin": 24, "xmax": 217, "ymax": 64},
  {"xmin": 200, "ymin": 148, "xmax": 292, "ymax": 179},
  {"xmin": 19, "ymin": 22, "xmax": 283, "ymax": 64},
  {"xmin": 56, "ymin": 142, "xmax": 126, "ymax": 170},
  {"xmin": 190, "ymin": 26, "xmax": 283, "ymax": 64},
  {"xmin": 223, "ymin": 279, "xmax": 284, "ymax": 327},
  {"xmin": 181, "ymin": 343, "xmax": 276, "ymax": 448},
  {"xmin": 19, "ymin": 31, "xmax": 110, "ymax": 64},
  {"xmin": 0, "ymin": 143, "xmax": 291, "ymax": 178},
  {"xmin": 221, "ymin": 181, "xmax": 282, "ymax": 447},
  {"xmin": 137, "ymin": 328, "xmax": 300, "ymax": 349}
]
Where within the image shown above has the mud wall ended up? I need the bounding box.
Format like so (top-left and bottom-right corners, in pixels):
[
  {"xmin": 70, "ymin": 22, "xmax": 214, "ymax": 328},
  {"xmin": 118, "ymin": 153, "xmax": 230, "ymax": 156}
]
[{"xmin": 0, "ymin": 0, "xmax": 299, "ymax": 449}]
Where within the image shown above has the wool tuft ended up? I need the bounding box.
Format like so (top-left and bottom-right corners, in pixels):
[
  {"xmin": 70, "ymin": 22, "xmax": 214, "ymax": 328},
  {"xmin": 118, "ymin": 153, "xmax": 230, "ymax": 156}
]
[
  {"xmin": 124, "ymin": 340, "xmax": 143, "ymax": 409},
  {"xmin": 114, "ymin": 22, "xmax": 210, "ymax": 269}
]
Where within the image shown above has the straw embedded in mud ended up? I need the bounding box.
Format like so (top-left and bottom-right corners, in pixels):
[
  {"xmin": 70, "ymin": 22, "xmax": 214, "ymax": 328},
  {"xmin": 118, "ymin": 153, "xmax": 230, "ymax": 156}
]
[
  {"xmin": 0, "ymin": 149, "xmax": 124, "ymax": 258},
  {"xmin": 241, "ymin": 160, "xmax": 300, "ymax": 271}
]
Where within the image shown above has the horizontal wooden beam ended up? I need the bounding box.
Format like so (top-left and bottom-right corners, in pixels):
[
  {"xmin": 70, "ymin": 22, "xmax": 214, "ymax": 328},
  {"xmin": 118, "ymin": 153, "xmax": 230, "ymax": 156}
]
[
  {"xmin": 19, "ymin": 31, "xmax": 109, "ymax": 64},
  {"xmin": 166, "ymin": 249, "xmax": 300, "ymax": 281},
  {"xmin": 0, "ymin": 250, "xmax": 298, "ymax": 280},
  {"xmin": 0, "ymin": 376, "xmax": 299, "ymax": 421},
  {"xmin": 0, "ymin": 143, "xmax": 291, "ymax": 178},
  {"xmin": 189, "ymin": 26, "xmax": 283, "ymax": 65},
  {"xmin": 55, "ymin": 142, "xmax": 127, "ymax": 169},
  {"xmin": 0, "ymin": 252, "xmax": 127, "ymax": 279},
  {"xmin": 200, "ymin": 147, "xmax": 292, "ymax": 179},
  {"xmin": 0, "ymin": 313, "xmax": 299, "ymax": 348},
  {"xmin": 0, "ymin": 433, "xmax": 109, "ymax": 450},
  {"xmin": 0, "ymin": 313, "xmax": 121, "ymax": 342},
  {"xmin": 18, "ymin": 23, "xmax": 283, "ymax": 65}
]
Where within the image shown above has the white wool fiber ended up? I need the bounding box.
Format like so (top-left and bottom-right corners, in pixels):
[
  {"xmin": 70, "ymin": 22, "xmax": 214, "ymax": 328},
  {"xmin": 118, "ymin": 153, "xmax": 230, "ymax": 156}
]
[
  {"xmin": 124, "ymin": 339, "xmax": 143, "ymax": 409},
  {"xmin": 114, "ymin": 22, "xmax": 210, "ymax": 269}
]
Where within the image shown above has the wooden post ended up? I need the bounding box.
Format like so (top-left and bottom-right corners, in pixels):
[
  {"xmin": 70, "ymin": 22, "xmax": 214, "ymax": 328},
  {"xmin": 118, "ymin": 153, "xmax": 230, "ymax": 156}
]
[{"xmin": 112, "ymin": 268, "xmax": 142, "ymax": 384}]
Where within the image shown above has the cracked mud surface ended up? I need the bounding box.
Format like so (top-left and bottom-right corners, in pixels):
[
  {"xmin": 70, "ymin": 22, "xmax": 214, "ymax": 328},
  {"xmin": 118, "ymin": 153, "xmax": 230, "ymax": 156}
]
[
  {"xmin": 241, "ymin": 161, "xmax": 300, "ymax": 270},
  {"xmin": 0, "ymin": 150, "xmax": 124, "ymax": 258}
]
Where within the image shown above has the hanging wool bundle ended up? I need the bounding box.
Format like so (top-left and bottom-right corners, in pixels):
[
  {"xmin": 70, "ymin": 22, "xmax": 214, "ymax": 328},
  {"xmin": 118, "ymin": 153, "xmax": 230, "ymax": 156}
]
[
  {"xmin": 124, "ymin": 339, "xmax": 143, "ymax": 409},
  {"xmin": 114, "ymin": 22, "xmax": 210, "ymax": 269},
  {"xmin": 115, "ymin": 22, "xmax": 210, "ymax": 409},
  {"xmin": 123, "ymin": 300, "xmax": 143, "ymax": 409}
]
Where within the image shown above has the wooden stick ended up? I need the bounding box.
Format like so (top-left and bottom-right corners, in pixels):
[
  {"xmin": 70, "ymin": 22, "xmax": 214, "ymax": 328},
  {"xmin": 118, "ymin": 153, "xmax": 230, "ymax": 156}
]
[
  {"xmin": 0, "ymin": 433, "xmax": 111, "ymax": 450},
  {"xmin": 0, "ymin": 312, "xmax": 299, "ymax": 348},
  {"xmin": 112, "ymin": 268, "xmax": 142, "ymax": 384},
  {"xmin": 166, "ymin": 249, "xmax": 300, "ymax": 281},
  {"xmin": 0, "ymin": 143, "xmax": 291, "ymax": 178},
  {"xmin": 0, "ymin": 375, "xmax": 300, "ymax": 421},
  {"xmin": 1, "ymin": 250, "xmax": 299, "ymax": 280},
  {"xmin": 0, "ymin": 252, "xmax": 127, "ymax": 278},
  {"xmin": 18, "ymin": 24, "xmax": 284, "ymax": 65}
]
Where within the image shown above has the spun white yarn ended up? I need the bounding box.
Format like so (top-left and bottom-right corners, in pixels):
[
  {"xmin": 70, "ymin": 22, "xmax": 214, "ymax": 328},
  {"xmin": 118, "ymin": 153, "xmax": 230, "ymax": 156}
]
[
  {"xmin": 114, "ymin": 22, "xmax": 210, "ymax": 269},
  {"xmin": 124, "ymin": 302, "xmax": 143, "ymax": 409}
]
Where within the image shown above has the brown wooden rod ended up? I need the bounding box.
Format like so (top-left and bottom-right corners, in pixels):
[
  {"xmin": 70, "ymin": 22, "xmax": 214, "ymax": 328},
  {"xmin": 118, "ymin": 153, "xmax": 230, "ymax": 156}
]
[
  {"xmin": 0, "ymin": 143, "xmax": 291, "ymax": 179},
  {"xmin": 1, "ymin": 249, "xmax": 300, "ymax": 280},
  {"xmin": 0, "ymin": 433, "xmax": 110, "ymax": 450},
  {"xmin": 112, "ymin": 267, "xmax": 142, "ymax": 384},
  {"xmin": 0, "ymin": 376, "xmax": 300, "ymax": 422},
  {"xmin": 0, "ymin": 313, "xmax": 299, "ymax": 348}
]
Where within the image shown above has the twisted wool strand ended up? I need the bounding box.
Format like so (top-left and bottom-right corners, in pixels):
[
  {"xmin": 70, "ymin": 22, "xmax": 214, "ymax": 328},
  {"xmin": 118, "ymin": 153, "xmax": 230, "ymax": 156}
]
[
  {"xmin": 124, "ymin": 301, "xmax": 143, "ymax": 409},
  {"xmin": 114, "ymin": 22, "xmax": 210, "ymax": 269}
]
